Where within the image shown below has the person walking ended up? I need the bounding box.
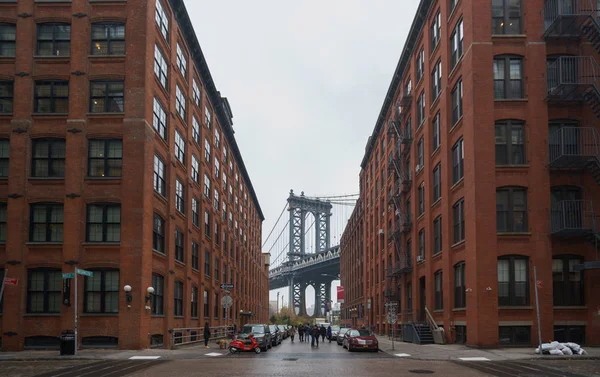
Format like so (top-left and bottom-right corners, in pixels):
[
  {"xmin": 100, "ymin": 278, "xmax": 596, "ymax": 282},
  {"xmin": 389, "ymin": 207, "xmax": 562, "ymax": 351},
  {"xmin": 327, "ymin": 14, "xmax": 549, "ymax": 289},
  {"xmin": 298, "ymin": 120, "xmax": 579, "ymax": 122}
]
[
  {"xmin": 327, "ymin": 325, "xmax": 332, "ymax": 343},
  {"xmin": 319, "ymin": 325, "xmax": 326, "ymax": 343},
  {"xmin": 305, "ymin": 325, "xmax": 310, "ymax": 343},
  {"xmin": 203, "ymin": 322, "xmax": 211, "ymax": 348},
  {"xmin": 313, "ymin": 325, "xmax": 320, "ymax": 347},
  {"xmin": 290, "ymin": 326, "xmax": 296, "ymax": 343},
  {"xmin": 298, "ymin": 325, "xmax": 304, "ymax": 342}
]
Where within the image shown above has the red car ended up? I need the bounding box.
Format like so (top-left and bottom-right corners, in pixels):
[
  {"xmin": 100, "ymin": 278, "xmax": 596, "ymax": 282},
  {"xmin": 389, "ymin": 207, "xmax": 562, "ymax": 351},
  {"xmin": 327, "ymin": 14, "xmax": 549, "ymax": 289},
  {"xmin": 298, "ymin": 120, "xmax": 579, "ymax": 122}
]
[{"xmin": 342, "ymin": 328, "xmax": 379, "ymax": 352}]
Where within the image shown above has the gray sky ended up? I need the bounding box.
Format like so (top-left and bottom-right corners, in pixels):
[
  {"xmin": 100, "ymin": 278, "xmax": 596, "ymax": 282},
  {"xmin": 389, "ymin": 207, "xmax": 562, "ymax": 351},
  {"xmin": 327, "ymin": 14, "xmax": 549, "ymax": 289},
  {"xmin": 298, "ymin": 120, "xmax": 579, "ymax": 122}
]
[{"xmin": 184, "ymin": 0, "xmax": 420, "ymax": 309}]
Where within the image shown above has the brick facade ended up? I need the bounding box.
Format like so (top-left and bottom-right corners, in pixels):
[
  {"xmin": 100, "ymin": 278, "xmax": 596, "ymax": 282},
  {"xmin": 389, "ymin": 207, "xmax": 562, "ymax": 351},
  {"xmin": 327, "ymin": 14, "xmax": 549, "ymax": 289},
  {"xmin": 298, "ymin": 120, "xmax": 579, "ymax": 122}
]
[{"xmin": 0, "ymin": 0, "xmax": 268, "ymax": 351}]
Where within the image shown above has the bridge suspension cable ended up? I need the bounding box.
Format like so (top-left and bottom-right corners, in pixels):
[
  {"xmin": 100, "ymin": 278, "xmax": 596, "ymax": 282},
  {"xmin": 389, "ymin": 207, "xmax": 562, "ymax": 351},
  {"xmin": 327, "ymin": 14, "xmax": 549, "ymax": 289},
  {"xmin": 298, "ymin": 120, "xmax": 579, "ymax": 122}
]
[{"xmin": 262, "ymin": 202, "xmax": 288, "ymax": 249}]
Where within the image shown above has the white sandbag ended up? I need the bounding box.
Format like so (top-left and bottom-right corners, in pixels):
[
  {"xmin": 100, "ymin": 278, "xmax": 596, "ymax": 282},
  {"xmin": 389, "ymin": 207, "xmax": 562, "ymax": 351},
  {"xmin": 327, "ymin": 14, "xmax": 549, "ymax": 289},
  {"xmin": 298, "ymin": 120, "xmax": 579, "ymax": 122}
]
[
  {"xmin": 578, "ymin": 348, "xmax": 587, "ymax": 355},
  {"xmin": 549, "ymin": 349, "xmax": 563, "ymax": 355},
  {"xmin": 565, "ymin": 342, "xmax": 581, "ymax": 352},
  {"xmin": 541, "ymin": 343, "xmax": 556, "ymax": 351},
  {"xmin": 555, "ymin": 342, "xmax": 566, "ymax": 350},
  {"xmin": 535, "ymin": 347, "xmax": 541, "ymax": 354},
  {"xmin": 561, "ymin": 347, "xmax": 573, "ymax": 355}
]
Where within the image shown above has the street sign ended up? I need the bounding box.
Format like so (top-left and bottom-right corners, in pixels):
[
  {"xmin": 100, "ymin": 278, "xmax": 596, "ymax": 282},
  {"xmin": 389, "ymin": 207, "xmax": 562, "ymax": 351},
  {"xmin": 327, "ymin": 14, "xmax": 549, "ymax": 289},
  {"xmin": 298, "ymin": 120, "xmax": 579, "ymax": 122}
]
[
  {"xmin": 62, "ymin": 273, "xmax": 75, "ymax": 279},
  {"xmin": 221, "ymin": 295, "xmax": 233, "ymax": 308},
  {"xmin": 76, "ymin": 268, "xmax": 93, "ymax": 277},
  {"xmin": 536, "ymin": 280, "xmax": 543, "ymax": 289},
  {"xmin": 220, "ymin": 283, "xmax": 234, "ymax": 290},
  {"xmin": 3, "ymin": 277, "xmax": 18, "ymax": 286}
]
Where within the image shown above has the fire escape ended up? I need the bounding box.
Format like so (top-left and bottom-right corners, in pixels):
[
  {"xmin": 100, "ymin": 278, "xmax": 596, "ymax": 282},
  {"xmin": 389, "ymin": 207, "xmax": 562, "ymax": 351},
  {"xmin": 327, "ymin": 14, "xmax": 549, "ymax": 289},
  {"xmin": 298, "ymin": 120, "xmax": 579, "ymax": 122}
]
[{"xmin": 544, "ymin": 0, "xmax": 600, "ymax": 270}]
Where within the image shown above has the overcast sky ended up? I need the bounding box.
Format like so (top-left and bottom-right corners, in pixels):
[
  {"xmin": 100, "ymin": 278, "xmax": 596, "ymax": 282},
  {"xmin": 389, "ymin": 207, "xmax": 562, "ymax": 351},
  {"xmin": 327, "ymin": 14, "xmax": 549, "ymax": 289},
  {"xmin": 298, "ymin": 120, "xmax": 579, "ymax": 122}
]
[{"xmin": 184, "ymin": 0, "xmax": 420, "ymax": 310}]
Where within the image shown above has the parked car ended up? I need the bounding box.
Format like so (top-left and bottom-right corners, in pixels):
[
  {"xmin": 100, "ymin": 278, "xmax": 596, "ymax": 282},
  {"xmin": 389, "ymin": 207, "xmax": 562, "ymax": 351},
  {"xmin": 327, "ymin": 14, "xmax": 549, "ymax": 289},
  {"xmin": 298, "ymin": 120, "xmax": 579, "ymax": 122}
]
[
  {"xmin": 279, "ymin": 325, "xmax": 289, "ymax": 339},
  {"xmin": 336, "ymin": 328, "xmax": 349, "ymax": 345},
  {"xmin": 268, "ymin": 325, "xmax": 282, "ymax": 346},
  {"xmin": 330, "ymin": 325, "xmax": 341, "ymax": 340},
  {"xmin": 240, "ymin": 324, "xmax": 271, "ymax": 351},
  {"xmin": 342, "ymin": 329, "xmax": 378, "ymax": 352}
]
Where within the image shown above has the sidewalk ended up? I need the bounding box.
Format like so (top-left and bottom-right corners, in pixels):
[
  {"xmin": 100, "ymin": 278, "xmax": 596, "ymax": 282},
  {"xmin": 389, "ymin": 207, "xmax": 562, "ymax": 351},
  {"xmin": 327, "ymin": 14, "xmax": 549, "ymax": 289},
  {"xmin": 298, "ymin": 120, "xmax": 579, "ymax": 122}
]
[{"xmin": 375, "ymin": 335, "xmax": 600, "ymax": 361}]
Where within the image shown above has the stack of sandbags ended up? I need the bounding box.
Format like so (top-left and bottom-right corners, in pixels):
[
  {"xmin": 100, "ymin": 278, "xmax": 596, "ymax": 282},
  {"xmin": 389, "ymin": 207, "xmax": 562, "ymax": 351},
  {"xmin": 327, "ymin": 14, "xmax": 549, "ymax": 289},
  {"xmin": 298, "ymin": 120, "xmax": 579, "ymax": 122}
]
[{"xmin": 534, "ymin": 341, "xmax": 587, "ymax": 356}]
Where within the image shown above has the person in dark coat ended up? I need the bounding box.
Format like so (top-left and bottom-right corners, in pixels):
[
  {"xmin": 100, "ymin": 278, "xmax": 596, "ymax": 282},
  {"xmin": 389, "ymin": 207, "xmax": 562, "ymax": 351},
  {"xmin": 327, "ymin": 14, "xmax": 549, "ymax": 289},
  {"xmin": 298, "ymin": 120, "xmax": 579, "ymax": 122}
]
[
  {"xmin": 305, "ymin": 325, "xmax": 311, "ymax": 342},
  {"xmin": 298, "ymin": 325, "xmax": 304, "ymax": 342},
  {"xmin": 327, "ymin": 325, "xmax": 332, "ymax": 342},
  {"xmin": 319, "ymin": 325, "xmax": 326, "ymax": 342},
  {"xmin": 290, "ymin": 326, "xmax": 296, "ymax": 343},
  {"xmin": 312, "ymin": 325, "xmax": 320, "ymax": 347},
  {"xmin": 203, "ymin": 322, "xmax": 211, "ymax": 348}
]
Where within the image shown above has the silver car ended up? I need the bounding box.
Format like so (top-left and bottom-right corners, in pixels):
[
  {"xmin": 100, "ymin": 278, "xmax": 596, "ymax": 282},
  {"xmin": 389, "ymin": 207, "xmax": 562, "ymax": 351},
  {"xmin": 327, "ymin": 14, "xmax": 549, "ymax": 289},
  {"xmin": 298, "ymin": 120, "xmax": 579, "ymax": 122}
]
[
  {"xmin": 336, "ymin": 328, "xmax": 349, "ymax": 345},
  {"xmin": 330, "ymin": 325, "xmax": 341, "ymax": 340}
]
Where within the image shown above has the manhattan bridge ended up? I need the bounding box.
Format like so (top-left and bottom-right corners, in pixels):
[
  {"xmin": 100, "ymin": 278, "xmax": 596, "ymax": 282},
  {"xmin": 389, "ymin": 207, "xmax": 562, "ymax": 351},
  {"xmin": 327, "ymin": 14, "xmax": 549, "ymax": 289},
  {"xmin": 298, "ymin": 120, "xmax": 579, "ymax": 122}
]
[{"xmin": 266, "ymin": 190, "xmax": 357, "ymax": 317}]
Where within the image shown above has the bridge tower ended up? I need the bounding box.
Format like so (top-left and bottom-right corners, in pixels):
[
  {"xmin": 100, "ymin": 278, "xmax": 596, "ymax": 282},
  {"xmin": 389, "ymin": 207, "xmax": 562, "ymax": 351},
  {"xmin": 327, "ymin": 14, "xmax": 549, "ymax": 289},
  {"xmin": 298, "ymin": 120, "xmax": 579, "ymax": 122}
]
[{"xmin": 286, "ymin": 190, "xmax": 332, "ymax": 316}]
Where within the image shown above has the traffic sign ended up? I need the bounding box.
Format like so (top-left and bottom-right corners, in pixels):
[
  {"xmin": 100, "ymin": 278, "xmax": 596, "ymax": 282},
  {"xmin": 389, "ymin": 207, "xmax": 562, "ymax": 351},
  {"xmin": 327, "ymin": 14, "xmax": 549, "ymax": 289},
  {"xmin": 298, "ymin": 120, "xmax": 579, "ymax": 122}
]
[
  {"xmin": 76, "ymin": 268, "xmax": 93, "ymax": 277},
  {"xmin": 221, "ymin": 295, "xmax": 233, "ymax": 308},
  {"xmin": 62, "ymin": 273, "xmax": 75, "ymax": 279},
  {"xmin": 220, "ymin": 283, "xmax": 234, "ymax": 290},
  {"xmin": 3, "ymin": 277, "xmax": 18, "ymax": 286}
]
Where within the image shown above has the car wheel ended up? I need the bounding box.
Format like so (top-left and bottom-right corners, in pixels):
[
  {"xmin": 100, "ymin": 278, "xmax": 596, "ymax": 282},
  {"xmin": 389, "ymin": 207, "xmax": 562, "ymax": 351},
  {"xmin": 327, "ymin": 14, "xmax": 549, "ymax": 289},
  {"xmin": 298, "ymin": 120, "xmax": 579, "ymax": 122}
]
[{"xmin": 254, "ymin": 347, "xmax": 261, "ymax": 354}]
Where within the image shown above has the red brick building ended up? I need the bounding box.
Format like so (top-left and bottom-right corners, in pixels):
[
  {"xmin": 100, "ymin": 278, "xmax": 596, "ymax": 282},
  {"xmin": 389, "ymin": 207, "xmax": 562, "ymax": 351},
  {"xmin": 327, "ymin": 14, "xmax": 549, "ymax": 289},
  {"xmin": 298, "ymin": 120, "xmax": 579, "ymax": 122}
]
[
  {"xmin": 0, "ymin": 0, "xmax": 269, "ymax": 351},
  {"xmin": 339, "ymin": 198, "xmax": 364, "ymax": 328},
  {"xmin": 341, "ymin": 0, "xmax": 600, "ymax": 346}
]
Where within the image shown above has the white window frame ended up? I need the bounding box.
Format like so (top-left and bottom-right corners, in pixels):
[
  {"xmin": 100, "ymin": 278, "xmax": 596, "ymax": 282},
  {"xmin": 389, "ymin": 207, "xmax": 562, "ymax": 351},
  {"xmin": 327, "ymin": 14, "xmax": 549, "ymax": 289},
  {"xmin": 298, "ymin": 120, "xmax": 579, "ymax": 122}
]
[
  {"xmin": 174, "ymin": 130, "xmax": 185, "ymax": 164},
  {"xmin": 204, "ymin": 174, "xmax": 211, "ymax": 198},
  {"xmin": 175, "ymin": 85, "xmax": 186, "ymax": 121},
  {"xmin": 155, "ymin": 0, "xmax": 169, "ymax": 41},
  {"xmin": 192, "ymin": 154, "xmax": 199, "ymax": 183},
  {"xmin": 192, "ymin": 116, "xmax": 200, "ymax": 144},
  {"xmin": 193, "ymin": 79, "xmax": 201, "ymax": 106},
  {"xmin": 176, "ymin": 43, "xmax": 187, "ymax": 78},
  {"xmin": 153, "ymin": 45, "xmax": 168, "ymax": 89},
  {"xmin": 153, "ymin": 97, "xmax": 167, "ymax": 140}
]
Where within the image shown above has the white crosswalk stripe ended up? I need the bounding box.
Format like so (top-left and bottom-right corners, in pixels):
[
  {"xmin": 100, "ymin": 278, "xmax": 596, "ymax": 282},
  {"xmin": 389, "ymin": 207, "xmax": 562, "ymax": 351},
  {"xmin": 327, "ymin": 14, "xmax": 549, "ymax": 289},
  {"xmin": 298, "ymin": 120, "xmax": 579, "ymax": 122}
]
[
  {"xmin": 129, "ymin": 356, "xmax": 161, "ymax": 360},
  {"xmin": 458, "ymin": 357, "xmax": 490, "ymax": 361}
]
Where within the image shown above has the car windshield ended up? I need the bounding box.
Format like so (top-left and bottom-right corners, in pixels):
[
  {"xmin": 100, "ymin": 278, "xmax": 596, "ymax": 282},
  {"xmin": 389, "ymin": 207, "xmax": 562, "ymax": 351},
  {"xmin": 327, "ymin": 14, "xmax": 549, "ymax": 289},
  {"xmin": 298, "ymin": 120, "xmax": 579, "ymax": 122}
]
[
  {"xmin": 332, "ymin": 326, "xmax": 340, "ymax": 331},
  {"xmin": 339, "ymin": 328, "xmax": 349, "ymax": 335},
  {"xmin": 356, "ymin": 330, "xmax": 372, "ymax": 336},
  {"xmin": 242, "ymin": 326, "xmax": 264, "ymax": 334},
  {"xmin": 269, "ymin": 325, "xmax": 278, "ymax": 332}
]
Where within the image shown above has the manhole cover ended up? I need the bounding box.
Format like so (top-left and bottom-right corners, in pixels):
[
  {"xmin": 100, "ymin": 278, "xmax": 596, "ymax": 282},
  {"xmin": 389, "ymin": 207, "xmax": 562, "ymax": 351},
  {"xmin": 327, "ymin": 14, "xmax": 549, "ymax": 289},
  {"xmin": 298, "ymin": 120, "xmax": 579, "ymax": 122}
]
[
  {"xmin": 282, "ymin": 358, "xmax": 298, "ymax": 361},
  {"xmin": 408, "ymin": 370, "xmax": 434, "ymax": 375}
]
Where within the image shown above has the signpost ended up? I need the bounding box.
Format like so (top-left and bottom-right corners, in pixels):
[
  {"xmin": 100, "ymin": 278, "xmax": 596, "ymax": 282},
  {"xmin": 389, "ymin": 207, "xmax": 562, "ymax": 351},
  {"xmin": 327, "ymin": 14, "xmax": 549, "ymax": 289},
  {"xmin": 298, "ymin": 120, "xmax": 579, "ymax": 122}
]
[
  {"xmin": 221, "ymin": 284, "xmax": 233, "ymax": 336},
  {"xmin": 62, "ymin": 268, "xmax": 94, "ymax": 356},
  {"xmin": 220, "ymin": 283, "xmax": 234, "ymax": 290},
  {"xmin": 385, "ymin": 302, "xmax": 398, "ymax": 351},
  {"xmin": 533, "ymin": 266, "xmax": 543, "ymax": 354}
]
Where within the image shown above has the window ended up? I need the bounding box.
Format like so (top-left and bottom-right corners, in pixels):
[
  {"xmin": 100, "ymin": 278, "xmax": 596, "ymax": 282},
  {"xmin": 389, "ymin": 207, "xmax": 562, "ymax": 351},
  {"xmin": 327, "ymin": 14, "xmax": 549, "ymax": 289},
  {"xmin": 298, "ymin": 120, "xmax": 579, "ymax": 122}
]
[
  {"xmin": 417, "ymin": 91, "xmax": 425, "ymax": 125},
  {"xmin": 418, "ymin": 229, "xmax": 425, "ymax": 259},
  {"xmin": 418, "ymin": 182, "xmax": 425, "ymax": 215},
  {"xmin": 450, "ymin": 19, "xmax": 464, "ymax": 69},
  {"xmin": 191, "ymin": 285, "xmax": 198, "ymax": 318},
  {"xmin": 153, "ymin": 155, "xmax": 166, "ymax": 196},
  {"xmin": 214, "ymin": 190, "xmax": 219, "ymax": 211},
  {"xmin": 450, "ymin": 0, "xmax": 459, "ymax": 14},
  {"xmin": 191, "ymin": 155, "xmax": 199, "ymax": 183},
  {"xmin": 192, "ymin": 116, "xmax": 200, "ymax": 143},
  {"xmin": 432, "ymin": 112, "xmax": 440, "ymax": 151},
  {"xmin": 203, "ymin": 289, "xmax": 209, "ymax": 317},
  {"xmin": 494, "ymin": 56, "xmax": 523, "ymax": 99},
  {"xmin": 32, "ymin": 138, "xmax": 65, "ymax": 177},
  {"xmin": 0, "ymin": 81, "xmax": 13, "ymax": 113},
  {"xmin": 0, "ymin": 202, "xmax": 6, "ymax": 243},
  {"xmin": 154, "ymin": 46, "xmax": 168, "ymax": 89},
  {"xmin": 175, "ymin": 179, "xmax": 185, "ymax": 213},
  {"xmin": 215, "ymin": 159, "xmax": 220, "ymax": 179},
  {"xmin": 151, "ymin": 274, "xmax": 164, "ymax": 315},
  {"xmin": 0, "ymin": 23, "xmax": 16, "ymax": 57},
  {"xmin": 204, "ymin": 138, "xmax": 211, "ymax": 162},
  {"xmin": 90, "ymin": 81, "xmax": 124, "ymax": 113},
  {"xmin": 416, "ymin": 47, "xmax": 424, "ymax": 82},
  {"xmin": 175, "ymin": 229, "xmax": 184, "ymax": 263},
  {"xmin": 84, "ymin": 269, "xmax": 119, "ymax": 313},
  {"xmin": 431, "ymin": 60, "xmax": 442, "ymax": 103},
  {"xmin": 175, "ymin": 85, "xmax": 186, "ymax": 120},
  {"xmin": 174, "ymin": 130, "xmax": 186, "ymax": 164},
  {"xmin": 91, "ymin": 23, "xmax": 125, "ymax": 55},
  {"xmin": 455, "ymin": 325, "xmax": 467, "ymax": 344},
  {"xmin": 176, "ymin": 43, "xmax": 187, "ymax": 78},
  {"xmin": 498, "ymin": 256, "xmax": 529, "ymax": 306},
  {"xmin": 88, "ymin": 139, "xmax": 122, "ymax": 177},
  {"xmin": 36, "ymin": 23, "xmax": 70, "ymax": 56},
  {"xmin": 192, "ymin": 197, "xmax": 199, "ymax": 227},
  {"xmin": 35, "ymin": 81, "xmax": 68, "ymax": 113},
  {"xmin": 192, "ymin": 242, "xmax": 199, "ymax": 270},
  {"xmin": 496, "ymin": 187, "xmax": 527, "ymax": 232},
  {"xmin": 452, "ymin": 138, "xmax": 464, "ymax": 183},
  {"xmin": 153, "ymin": 213, "xmax": 165, "ymax": 253},
  {"xmin": 433, "ymin": 216, "xmax": 442, "ymax": 254},
  {"xmin": 453, "ymin": 198, "xmax": 465, "ymax": 243},
  {"xmin": 86, "ymin": 203, "xmax": 121, "ymax": 242},
  {"xmin": 554, "ymin": 326, "xmax": 585, "ymax": 345},
  {"xmin": 152, "ymin": 98, "xmax": 167, "ymax": 140},
  {"xmin": 155, "ymin": 0, "xmax": 169, "ymax": 40},
  {"xmin": 495, "ymin": 120, "xmax": 525, "ymax": 165},
  {"xmin": 223, "ymin": 146, "xmax": 228, "ymax": 163},
  {"xmin": 431, "ymin": 11, "xmax": 441, "ymax": 51},
  {"xmin": 204, "ymin": 250, "xmax": 211, "ymax": 276},
  {"xmin": 499, "ymin": 326, "xmax": 530, "ymax": 345},
  {"xmin": 215, "ymin": 129, "xmax": 221, "ymax": 148},
  {"xmin": 451, "ymin": 79, "xmax": 463, "ymax": 124},
  {"xmin": 417, "ymin": 137, "xmax": 424, "ymax": 169},
  {"xmin": 454, "ymin": 262, "xmax": 466, "ymax": 308},
  {"xmin": 434, "ymin": 270, "xmax": 443, "ymax": 310},
  {"xmin": 174, "ymin": 281, "xmax": 183, "ymax": 317},
  {"xmin": 204, "ymin": 211, "xmax": 211, "ymax": 239},
  {"xmin": 204, "ymin": 105, "xmax": 211, "ymax": 128},
  {"xmin": 193, "ymin": 80, "xmax": 201, "ymax": 106},
  {"xmin": 214, "ymin": 258, "xmax": 220, "ymax": 280},
  {"xmin": 29, "ymin": 203, "xmax": 63, "ymax": 242},
  {"xmin": 552, "ymin": 256, "xmax": 584, "ymax": 306},
  {"xmin": 27, "ymin": 268, "xmax": 61, "ymax": 313},
  {"xmin": 492, "ymin": 0, "xmax": 522, "ymax": 35},
  {"xmin": 433, "ymin": 163, "xmax": 441, "ymax": 202},
  {"xmin": 204, "ymin": 174, "xmax": 211, "ymax": 198}
]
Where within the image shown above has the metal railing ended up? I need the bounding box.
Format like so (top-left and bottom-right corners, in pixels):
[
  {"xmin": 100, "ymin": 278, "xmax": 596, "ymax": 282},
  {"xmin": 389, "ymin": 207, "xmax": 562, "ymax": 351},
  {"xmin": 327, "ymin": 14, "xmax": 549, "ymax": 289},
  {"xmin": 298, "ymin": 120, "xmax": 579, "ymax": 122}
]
[
  {"xmin": 549, "ymin": 127, "xmax": 600, "ymax": 166},
  {"xmin": 399, "ymin": 211, "xmax": 412, "ymax": 232},
  {"xmin": 547, "ymin": 56, "xmax": 600, "ymax": 96},
  {"xmin": 551, "ymin": 200, "xmax": 597, "ymax": 235},
  {"xmin": 170, "ymin": 325, "xmax": 234, "ymax": 347},
  {"xmin": 544, "ymin": 0, "xmax": 598, "ymax": 34}
]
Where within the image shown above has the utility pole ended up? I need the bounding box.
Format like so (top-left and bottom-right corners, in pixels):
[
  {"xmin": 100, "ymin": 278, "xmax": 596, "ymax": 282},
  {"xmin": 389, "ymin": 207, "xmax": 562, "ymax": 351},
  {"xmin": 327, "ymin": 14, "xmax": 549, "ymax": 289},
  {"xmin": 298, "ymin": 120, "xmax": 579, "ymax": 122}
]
[{"xmin": 277, "ymin": 292, "xmax": 280, "ymax": 315}]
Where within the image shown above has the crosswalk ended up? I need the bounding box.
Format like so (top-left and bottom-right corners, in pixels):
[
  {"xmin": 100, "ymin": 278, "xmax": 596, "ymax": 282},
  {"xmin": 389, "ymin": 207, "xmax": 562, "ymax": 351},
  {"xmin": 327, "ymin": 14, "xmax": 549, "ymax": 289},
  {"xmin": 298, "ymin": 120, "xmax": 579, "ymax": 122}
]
[{"xmin": 33, "ymin": 360, "xmax": 166, "ymax": 377}]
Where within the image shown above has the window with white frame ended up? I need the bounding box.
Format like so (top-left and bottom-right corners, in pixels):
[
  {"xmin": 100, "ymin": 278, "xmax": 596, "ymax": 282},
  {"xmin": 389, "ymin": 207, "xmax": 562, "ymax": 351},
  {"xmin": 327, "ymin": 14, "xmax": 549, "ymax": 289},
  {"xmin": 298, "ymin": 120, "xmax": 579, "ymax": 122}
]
[
  {"xmin": 222, "ymin": 202, "xmax": 227, "ymax": 220},
  {"xmin": 176, "ymin": 43, "xmax": 187, "ymax": 78},
  {"xmin": 191, "ymin": 154, "xmax": 199, "ymax": 183},
  {"xmin": 222, "ymin": 173, "xmax": 227, "ymax": 189},
  {"xmin": 153, "ymin": 155, "xmax": 166, "ymax": 196},
  {"xmin": 223, "ymin": 145, "xmax": 228, "ymax": 163},
  {"xmin": 192, "ymin": 197, "xmax": 199, "ymax": 226},
  {"xmin": 174, "ymin": 130, "xmax": 185, "ymax": 164},
  {"xmin": 193, "ymin": 79, "xmax": 201, "ymax": 106},
  {"xmin": 175, "ymin": 179, "xmax": 184, "ymax": 213},
  {"xmin": 431, "ymin": 10, "xmax": 441, "ymax": 51},
  {"xmin": 192, "ymin": 116, "xmax": 200, "ymax": 144},
  {"xmin": 203, "ymin": 174, "xmax": 210, "ymax": 198},
  {"xmin": 153, "ymin": 98, "xmax": 167, "ymax": 140},
  {"xmin": 451, "ymin": 19, "xmax": 464, "ymax": 69},
  {"xmin": 416, "ymin": 47, "xmax": 424, "ymax": 82},
  {"xmin": 431, "ymin": 59, "xmax": 442, "ymax": 102},
  {"xmin": 153, "ymin": 45, "xmax": 168, "ymax": 89},
  {"xmin": 215, "ymin": 129, "xmax": 220, "ymax": 148},
  {"xmin": 175, "ymin": 85, "xmax": 186, "ymax": 120},
  {"xmin": 204, "ymin": 138, "xmax": 211, "ymax": 163},
  {"xmin": 417, "ymin": 91, "xmax": 425, "ymax": 125},
  {"xmin": 155, "ymin": 0, "xmax": 169, "ymax": 41},
  {"xmin": 215, "ymin": 159, "xmax": 220, "ymax": 178},
  {"xmin": 214, "ymin": 189, "xmax": 219, "ymax": 211},
  {"xmin": 204, "ymin": 105, "xmax": 211, "ymax": 128},
  {"xmin": 432, "ymin": 112, "xmax": 441, "ymax": 151},
  {"xmin": 452, "ymin": 79, "xmax": 463, "ymax": 124}
]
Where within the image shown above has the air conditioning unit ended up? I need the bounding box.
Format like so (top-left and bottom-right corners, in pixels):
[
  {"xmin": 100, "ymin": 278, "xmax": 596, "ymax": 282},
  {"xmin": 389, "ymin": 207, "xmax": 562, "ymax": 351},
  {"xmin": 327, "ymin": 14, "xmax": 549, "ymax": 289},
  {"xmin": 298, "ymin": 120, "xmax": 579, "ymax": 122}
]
[
  {"xmin": 415, "ymin": 164, "xmax": 422, "ymax": 173},
  {"xmin": 417, "ymin": 255, "xmax": 424, "ymax": 262},
  {"xmin": 378, "ymin": 229, "xmax": 384, "ymax": 235}
]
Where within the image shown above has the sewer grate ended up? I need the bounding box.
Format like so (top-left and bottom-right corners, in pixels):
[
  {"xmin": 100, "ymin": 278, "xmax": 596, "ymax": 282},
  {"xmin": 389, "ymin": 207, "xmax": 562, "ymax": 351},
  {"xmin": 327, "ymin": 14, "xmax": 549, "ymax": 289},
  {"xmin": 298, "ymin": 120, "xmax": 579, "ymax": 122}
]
[
  {"xmin": 282, "ymin": 358, "xmax": 298, "ymax": 361},
  {"xmin": 408, "ymin": 370, "xmax": 435, "ymax": 375}
]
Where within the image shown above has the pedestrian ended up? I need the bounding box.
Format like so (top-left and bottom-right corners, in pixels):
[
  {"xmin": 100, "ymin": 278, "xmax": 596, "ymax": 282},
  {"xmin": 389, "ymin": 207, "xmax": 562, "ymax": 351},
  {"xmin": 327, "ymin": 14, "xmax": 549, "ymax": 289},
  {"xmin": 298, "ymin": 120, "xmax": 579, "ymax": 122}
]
[
  {"xmin": 203, "ymin": 322, "xmax": 211, "ymax": 348},
  {"xmin": 327, "ymin": 325, "xmax": 332, "ymax": 343},
  {"xmin": 305, "ymin": 325, "xmax": 310, "ymax": 343},
  {"xmin": 298, "ymin": 325, "xmax": 304, "ymax": 342},
  {"xmin": 313, "ymin": 325, "xmax": 320, "ymax": 347},
  {"xmin": 290, "ymin": 326, "xmax": 296, "ymax": 343},
  {"xmin": 320, "ymin": 325, "xmax": 326, "ymax": 342}
]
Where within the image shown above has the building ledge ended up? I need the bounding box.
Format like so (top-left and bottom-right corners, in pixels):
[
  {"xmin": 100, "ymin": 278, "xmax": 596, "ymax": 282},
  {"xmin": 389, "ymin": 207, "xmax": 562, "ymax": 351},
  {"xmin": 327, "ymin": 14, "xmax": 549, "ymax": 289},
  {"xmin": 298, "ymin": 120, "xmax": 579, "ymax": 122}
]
[
  {"xmin": 26, "ymin": 242, "xmax": 62, "ymax": 247},
  {"xmin": 554, "ymin": 306, "xmax": 587, "ymax": 310},
  {"xmin": 450, "ymin": 178, "xmax": 464, "ymax": 192},
  {"xmin": 23, "ymin": 313, "xmax": 60, "ymax": 317},
  {"xmin": 452, "ymin": 308, "xmax": 466, "ymax": 312},
  {"xmin": 82, "ymin": 242, "xmax": 121, "ymax": 247},
  {"xmin": 494, "ymin": 98, "xmax": 528, "ymax": 103},
  {"xmin": 499, "ymin": 306, "xmax": 533, "ymax": 310},
  {"xmin": 497, "ymin": 232, "xmax": 531, "ymax": 238},
  {"xmin": 451, "ymin": 240, "xmax": 465, "ymax": 249},
  {"xmin": 80, "ymin": 313, "xmax": 119, "ymax": 317},
  {"xmin": 87, "ymin": 112, "xmax": 125, "ymax": 118},
  {"xmin": 31, "ymin": 113, "xmax": 68, "ymax": 119},
  {"xmin": 492, "ymin": 34, "xmax": 527, "ymax": 39}
]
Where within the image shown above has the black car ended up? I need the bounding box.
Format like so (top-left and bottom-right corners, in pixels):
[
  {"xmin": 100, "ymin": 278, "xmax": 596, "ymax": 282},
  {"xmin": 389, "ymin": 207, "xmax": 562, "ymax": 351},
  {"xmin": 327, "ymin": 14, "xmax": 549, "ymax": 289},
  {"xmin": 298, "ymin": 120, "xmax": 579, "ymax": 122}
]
[
  {"xmin": 268, "ymin": 325, "xmax": 282, "ymax": 346},
  {"xmin": 240, "ymin": 324, "xmax": 271, "ymax": 351}
]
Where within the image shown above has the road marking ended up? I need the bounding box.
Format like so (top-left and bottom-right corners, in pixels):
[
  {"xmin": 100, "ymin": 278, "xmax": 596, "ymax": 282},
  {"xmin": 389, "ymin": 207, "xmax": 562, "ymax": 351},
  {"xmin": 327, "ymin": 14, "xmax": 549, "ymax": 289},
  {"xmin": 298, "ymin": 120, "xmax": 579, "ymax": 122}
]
[
  {"xmin": 129, "ymin": 356, "xmax": 161, "ymax": 360},
  {"xmin": 394, "ymin": 353, "xmax": 411, "ymax": 357},
  {"xmin": 458, "ymin": 357, "xmax": 490, "ymax": 361},
  {"xmin": 205, "ymin": 352, "xmax": 223, "ymax": 357}
]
